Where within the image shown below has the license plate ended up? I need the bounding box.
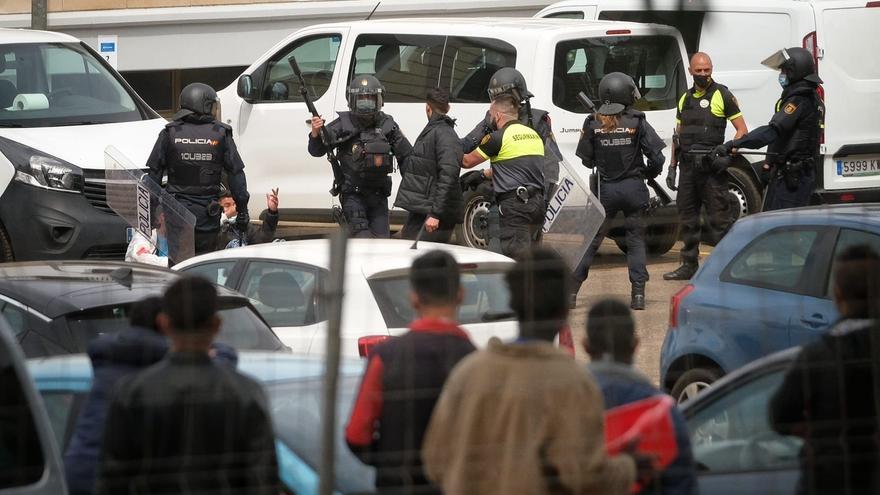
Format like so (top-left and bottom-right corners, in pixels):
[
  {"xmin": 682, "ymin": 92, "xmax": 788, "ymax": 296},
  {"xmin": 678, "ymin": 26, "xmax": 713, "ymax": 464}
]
[
  {"xmin": 836, "ymin": 157, "xmax": 880, "ymax": 177},
  {"xmin": 126, "ymin": 227, "xmax": 135, "ymax": 242}
]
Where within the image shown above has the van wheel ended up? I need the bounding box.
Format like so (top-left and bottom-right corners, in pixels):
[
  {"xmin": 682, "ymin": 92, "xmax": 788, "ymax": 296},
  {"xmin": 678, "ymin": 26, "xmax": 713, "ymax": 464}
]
[
  {"xmin": 613, "ymin": 223, "xmax": 680, "ymax": 257},
  {"xmin": 0, "ymin": 225, "xmax": 14, "ymax": 262},
  {"xmin": 727, "ymin": 167, "xmax": 762, "ymax": 218},
  {"xmin": 455, "ymin": 182, "xmax": 493, "ymax": 250},
  {"xmin": 671, "ymin": 368, "xmax": 722, "ymax": 404}
]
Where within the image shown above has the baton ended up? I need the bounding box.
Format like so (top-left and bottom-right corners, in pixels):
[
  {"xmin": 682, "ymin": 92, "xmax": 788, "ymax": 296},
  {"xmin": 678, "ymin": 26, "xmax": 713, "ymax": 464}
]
[
  {"xmin": 685, "ymin": 149, "xmax": 778, "ymax": 157},
  {"xmin": 410, "ymin": 225, "xmax": 424, "ymax": 250}
]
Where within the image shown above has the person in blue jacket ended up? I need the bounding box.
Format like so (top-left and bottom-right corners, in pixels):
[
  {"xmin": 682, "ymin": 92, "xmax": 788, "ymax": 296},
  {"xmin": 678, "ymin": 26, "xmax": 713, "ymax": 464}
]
[{"xmin": 584, "ymin": 298, "xmax": 698, "ymax": 495}]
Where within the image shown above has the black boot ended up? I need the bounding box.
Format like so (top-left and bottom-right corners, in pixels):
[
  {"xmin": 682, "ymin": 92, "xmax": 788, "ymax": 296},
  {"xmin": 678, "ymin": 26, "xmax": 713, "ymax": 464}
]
[
  {"xmin": 631, "ymin": 282, "xmax": 646, "ymax": 311},
  {"xmin": 663, "ymin": 263, "xmax": 698, "ymax": 281}
]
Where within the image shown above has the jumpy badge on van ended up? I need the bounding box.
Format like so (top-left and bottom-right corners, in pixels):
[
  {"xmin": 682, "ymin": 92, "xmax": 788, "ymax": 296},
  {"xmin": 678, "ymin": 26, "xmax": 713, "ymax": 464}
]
[{"xmin": 837, "ymin": 157, "xmax": 880, "ymax": 177}]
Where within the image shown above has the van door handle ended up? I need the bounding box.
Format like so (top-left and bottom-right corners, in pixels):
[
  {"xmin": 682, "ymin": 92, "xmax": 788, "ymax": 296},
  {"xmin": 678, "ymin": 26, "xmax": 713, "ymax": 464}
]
[{"xmin": 800, "ymin": 313, "xmax": 828, "ymax": 328}]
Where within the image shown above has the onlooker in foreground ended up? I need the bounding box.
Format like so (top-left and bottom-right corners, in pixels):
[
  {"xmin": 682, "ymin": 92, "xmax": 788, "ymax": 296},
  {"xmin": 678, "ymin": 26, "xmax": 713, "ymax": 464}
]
[
  {"xmin": 585, "ymin": 298, "xmax": 698, "ymax": 495},
  {"xmin": 394, "ymin": 88, "xmax": 463, "ymax": 243},
  {"xmin": 96, "ymin": 277, "xmax": 278, "ymax": 495},
  {"xmin": 769, "ymin": 245, "xmax": 880, "ymax": 495},
  {"xmin": 346, "ymin": 250, "xmax": 475, "ymax": 494},
  {"xmin": 422, "ymin": 249, "xmax": 638, "ymax": 494},
  {"xmin": 218, "ymin": 187, "xmax": 280, "ymax": 249}
]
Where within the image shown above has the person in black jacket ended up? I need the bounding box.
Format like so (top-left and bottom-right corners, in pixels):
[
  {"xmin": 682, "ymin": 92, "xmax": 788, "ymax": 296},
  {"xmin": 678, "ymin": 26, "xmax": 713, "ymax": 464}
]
[
  {"xmin": 395, "ymin": 88, "xmax": 463, "ymax": 243},
  {"xmin": 345, "ymin": 250, "xmax": 476, "ymax": 494},
  {"xmin": 217, "ymin": 188, "xmax": 280, "ymax": 249},
  {"xmin": 96, "ymin": 277, "xmax": 278, "ymax": 495}
]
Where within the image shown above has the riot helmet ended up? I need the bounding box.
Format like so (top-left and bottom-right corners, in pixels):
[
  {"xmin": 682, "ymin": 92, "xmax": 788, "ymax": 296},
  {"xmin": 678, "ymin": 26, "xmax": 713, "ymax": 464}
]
[
  {"xmin": 178, "ymin": 83, "xmax": 219, "ymax": 116},
  {"xmin": 761, "ymin": 47, "xmax": 822, "ymax": 84},
  {"xmin": 596, "ymin": 72, "xmax": 641, "ymax": 115},
  {"xmin": 347, "ymin": 75, "xmax": 385, "ymax": 116},
  {"xmin": 487, "ymin": 67, "xmax": 534, "ymax": 102}
]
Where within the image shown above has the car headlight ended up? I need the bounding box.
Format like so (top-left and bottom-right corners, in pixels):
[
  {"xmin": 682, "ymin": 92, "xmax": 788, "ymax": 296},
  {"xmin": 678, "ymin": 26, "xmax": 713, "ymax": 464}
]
[{"xmin": 0, "ymin": 136, "xmax": 83, "ymax": 193}]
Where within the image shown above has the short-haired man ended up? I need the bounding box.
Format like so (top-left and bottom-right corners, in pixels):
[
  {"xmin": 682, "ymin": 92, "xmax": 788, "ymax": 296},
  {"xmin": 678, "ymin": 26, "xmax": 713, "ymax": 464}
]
[
  {"xmin": 769, "ymin": 245, "xmax": 880, "ymax": 494},
  {"xmin": 218, "ymin": 187, "xmax": 280, "ymax": 249},
  {"xmin": 346, "ymin": 250, "xmax": 475, "ymax": 494},
  {"xmin": 423, "ymin": 249, "xmax": 638, "ymax": 495},
  {"xmin": 97, "ymin": 277, "xmax": 280, "ymax": 495},
  {"xmin": 585, "ymin": 298, "xmax": 698, "ymax": 495},
  {"xmin": 461, "ymin": 95, "xmax": 545, "ymax": 258}
]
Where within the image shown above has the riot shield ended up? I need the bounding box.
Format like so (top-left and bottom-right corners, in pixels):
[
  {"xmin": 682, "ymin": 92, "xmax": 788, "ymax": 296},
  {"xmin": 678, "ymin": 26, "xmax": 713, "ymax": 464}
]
[
  {"xmin": 104, "ymin": 146, "xmax": 196, "ymax": 264},
  {"xmin": 541, "ymin": 156, "xmax": 606, "ymax": 271}
]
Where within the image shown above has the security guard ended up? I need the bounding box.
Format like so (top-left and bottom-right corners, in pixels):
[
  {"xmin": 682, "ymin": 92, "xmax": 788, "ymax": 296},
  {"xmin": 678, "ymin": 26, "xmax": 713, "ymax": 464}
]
[
  {"xmin": 572, "ymin": 73, "xmax": 665, "ymax": 310},
  {"xmin": 664, "ymin": 52, "xmax": 748, "ymax": 281},
  {"xmin": 715, "ymin": 47, "xmax": 824, "ymax": 211},
  {"xmin": 309, "ymin": 75, "xmax": 412, "ymax": 238},
  {"xmin": 146, "ymin": 82, "xmax": 249, "ymax": 256},
  {"xmin": 461, "ymin": 94, "xmax": 545, "ymax": 258}
]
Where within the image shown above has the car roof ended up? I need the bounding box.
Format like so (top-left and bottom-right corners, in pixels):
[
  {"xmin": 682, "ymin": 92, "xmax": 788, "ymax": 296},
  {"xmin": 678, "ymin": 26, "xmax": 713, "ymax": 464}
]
[
  {"xmin": 0, "ymin": 261, "xmax": 244, "ymax": 319},
  {"xmin": 26, "ymin": 351, "xmax": 364, "ymax": 385},
  {"xmin": 175, "ymin": 239, "xmax": 515, "ymax": 278},
  {"xmin": 737, "ymin": 203, "xmax": 880, "ymax": 230},
  {"xmin": 0, "ymin": 28, "xmax": 80, "ymax": 44}
]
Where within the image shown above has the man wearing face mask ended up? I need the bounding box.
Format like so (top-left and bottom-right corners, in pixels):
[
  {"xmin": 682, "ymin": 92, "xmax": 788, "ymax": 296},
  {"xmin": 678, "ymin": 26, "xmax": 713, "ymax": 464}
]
[
  {"xmin": 309, "ymin": 75, "xmax": 412, "ymax": 238},
  {"xmin": 713, "ymin": 47, "xmax": 824, "ymax": 211},
  {"xmin": 664, "ymin": 52, "xmax": 748, "ymax": 281}
]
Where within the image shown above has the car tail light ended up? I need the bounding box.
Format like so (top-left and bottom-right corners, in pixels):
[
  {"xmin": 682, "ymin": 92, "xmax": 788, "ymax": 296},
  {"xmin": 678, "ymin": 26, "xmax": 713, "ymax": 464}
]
[
  {"xmin": 358, "ymin": 335, "xmax": 391, "ymax": 358},
  {"xmin": 840, "ymin": 193, "xmax": 857, "ymax": 202},
  {"xmin": 606, "ymin": 29, "xmax": 631, "ymax": 35},
  {"xmin": 558, "ymin": 325, "xmax": 575, "ymax": 357},
  {"xmin": 669, "ymin": 284, "xmax": 695, "ymax": 329},
  {"xmin": 867, "ymin": 1, "xmax": 880, "ymax": 7},
  {"xmin": 803, "ymin": 31, "xmax": 818, "ymax": 65}
]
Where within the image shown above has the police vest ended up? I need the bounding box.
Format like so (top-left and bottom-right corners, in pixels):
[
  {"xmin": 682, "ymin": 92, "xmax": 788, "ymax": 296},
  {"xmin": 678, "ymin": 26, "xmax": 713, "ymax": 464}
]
[
  {"xmin": 588, "ymin": 110, "xmax": 644, "ymax": 182},
  {"xmin": 678, "ymin": 83, "xmax": 728, "ymax": 152},
  {"xmin": 165, "ymin": 120, "xmax": 226, "ymax": 197},
  {"xmin": 334, "ymin": 112, "xmax": 396, "ymax": 186},
  {"xmin": 486, "ymin": 122, "xmax": 545, "ymax": 193},
  {"xmin": 769, "ymin": 88, "xmax": 824, "ymax": 165}
]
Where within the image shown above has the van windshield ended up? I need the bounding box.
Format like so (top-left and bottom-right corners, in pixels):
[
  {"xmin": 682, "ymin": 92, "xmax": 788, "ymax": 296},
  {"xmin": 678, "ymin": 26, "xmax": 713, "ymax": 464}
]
[
  {"xmin": 552, "ymin": 35, "xmax": 686, "ymax": 114},
  {"xmin": 0, "ymin": 42, "xmax": 145, "ymax": 128}
]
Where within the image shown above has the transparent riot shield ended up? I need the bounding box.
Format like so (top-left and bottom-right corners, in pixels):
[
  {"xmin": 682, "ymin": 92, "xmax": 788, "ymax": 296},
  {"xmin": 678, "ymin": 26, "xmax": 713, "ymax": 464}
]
[
  {"xmin": 541, "ymin": 156, "xmax": 606, "ymax": 271},
  {"xmin": 104, "ymin": 146, "xmax": 196, "ymax": 264}
]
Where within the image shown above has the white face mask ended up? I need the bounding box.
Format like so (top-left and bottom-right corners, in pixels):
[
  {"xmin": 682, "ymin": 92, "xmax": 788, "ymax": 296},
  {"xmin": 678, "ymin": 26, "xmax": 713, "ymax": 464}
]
[{"xmin": 220, "ymin": 213, "xmax": 236, "ymax": 225}]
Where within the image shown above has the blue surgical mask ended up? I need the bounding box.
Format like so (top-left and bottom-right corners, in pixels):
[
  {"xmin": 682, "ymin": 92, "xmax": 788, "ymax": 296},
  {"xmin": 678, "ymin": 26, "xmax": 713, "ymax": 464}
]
[{"xmin": 778, "ymin": 73, "xmax": 789, "ymax": 88}]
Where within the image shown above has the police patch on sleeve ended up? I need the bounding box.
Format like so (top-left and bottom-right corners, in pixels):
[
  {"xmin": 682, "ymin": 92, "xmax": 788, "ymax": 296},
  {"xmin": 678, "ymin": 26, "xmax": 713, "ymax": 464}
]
[
  {"xmin": 480, "ymin": 134, "xmax": 492, "ymax": 145},
  {"xmin": 783, "ymin": 103, "xmax": 797, "ymax": 114}
]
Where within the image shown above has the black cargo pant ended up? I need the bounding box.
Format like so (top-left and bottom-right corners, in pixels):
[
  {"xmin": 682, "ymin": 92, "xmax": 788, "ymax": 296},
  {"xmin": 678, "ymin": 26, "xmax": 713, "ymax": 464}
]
[
  {"xmin": 174, "ymin": 194, "xmax": 220, "ymax": 257},
  {"xmin": 764, "ymin": 166, "xmax": 815, "ymax": 211},
  {"xmin": 572, "ymin": 177, "xmax": 649, "ymax": 295},
  {"xmin": 677, "ymin": 158, "xmax": 734, "ymax": 265},
  {"xmin": 497, "ymin": 192, "xmax": 544, "ymax": 259},
  {"xmin": 341, "ymin": 189, "xmax": 390, "ymax": 238}
]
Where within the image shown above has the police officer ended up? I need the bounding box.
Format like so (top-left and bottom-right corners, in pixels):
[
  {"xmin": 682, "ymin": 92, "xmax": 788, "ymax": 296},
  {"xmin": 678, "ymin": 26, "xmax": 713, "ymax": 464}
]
[
  {"xmin": 309, "ymin": 75, "xmax": 412, "ymax": 238},
  {"xmin": 146, "ymin": 82, "xmax": 249, "ymax": 257},
  {"xmin": 664, "ymin": 52, "xmax": 748, "ymax": 281},
  {"xmin": 714, "ymin": 47, "xmax": 824, "ymax": 211},
  {"xmin": 572, "ymin": 73, "xmax": 665, "ymax": 310},
  {"xmin": 461, "ymin": 94, "xmax": 545, "ymax": 258}
]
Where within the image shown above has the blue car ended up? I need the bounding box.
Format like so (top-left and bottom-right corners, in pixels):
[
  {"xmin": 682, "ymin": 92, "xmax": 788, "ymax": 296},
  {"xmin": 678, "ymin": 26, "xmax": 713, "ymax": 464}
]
[
  {"xmin": 28, "ymin": 352, "xmax": 376, "ymax": 494},
  {"xmin": 661, "ymin": 204, "xmax": 880, "ymax": 402}
]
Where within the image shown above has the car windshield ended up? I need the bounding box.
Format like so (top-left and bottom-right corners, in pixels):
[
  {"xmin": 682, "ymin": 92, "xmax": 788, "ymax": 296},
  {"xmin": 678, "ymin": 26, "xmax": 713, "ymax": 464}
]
[
  {"xmin": 552, "ymin": 35, "xmax": 686, "ymax": 113},
  {"xmin": 0, "ymin": 42, "xmax": 144, "ymax": 128},
  {"xmin": 368, "ymin": 268, "xmax": 514, "ymax": 327},
  {"xmin": 64, "ymin": 302, "xmax": 285, "ymax": 352},
  {"xmin": 267, "ymin": 376, "xmax": 375, "ymax": 493}
]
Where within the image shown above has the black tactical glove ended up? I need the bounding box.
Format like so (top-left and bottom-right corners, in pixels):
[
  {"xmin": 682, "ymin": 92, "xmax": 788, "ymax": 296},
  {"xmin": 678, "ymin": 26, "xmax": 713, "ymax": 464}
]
[
  {"xmin": 712, "ymin": 143, "xmax": 731, "ymax": 160},
  {"xmin": 461, "ymin": 170, "xmax": 487, "ymax": 191},
  {"xmin": 666, "ymin": 167, "xmax": 678, "ymax": 191},
  {"xmin": 235, "ymin": 211, "xmax": 250, "ymax": 233}
]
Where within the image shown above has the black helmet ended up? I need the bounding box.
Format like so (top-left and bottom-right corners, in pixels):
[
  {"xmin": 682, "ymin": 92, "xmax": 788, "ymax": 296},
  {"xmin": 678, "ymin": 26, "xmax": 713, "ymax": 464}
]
[
  {"xmin": 487, "ymin": 67, "xmax": 534, "ymax": 102},
  {"xmin": 347, "ymin": 75, "xmax": 385, "ymax": 115},
  {"xmin": 597, "ymin": 72, "xmax": 641, "ymax": 115},
  {"xmin": 761, "ymin": 47, "xmax": 822, "ymax": 84},
  {"xmin": 179, "ymin": 83, "xmax": 218, "ymax": 116}
]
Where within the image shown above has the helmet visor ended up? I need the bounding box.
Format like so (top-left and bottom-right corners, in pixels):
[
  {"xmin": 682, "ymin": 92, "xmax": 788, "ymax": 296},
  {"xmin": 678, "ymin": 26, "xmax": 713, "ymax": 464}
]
[
  {"xmin": 353, "ymin": 94, "xmax": 380, "ymax": 114},
  {"xmin": 761, "ymin": 48, "xmax": 791, "ymax": 70}
]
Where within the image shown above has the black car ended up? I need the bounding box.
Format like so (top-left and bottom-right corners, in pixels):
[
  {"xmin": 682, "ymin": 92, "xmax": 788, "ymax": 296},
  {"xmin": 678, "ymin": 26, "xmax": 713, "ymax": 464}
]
[{"xmin": 0, "ymin": 261, "xmax": 286, "ymax": 357}]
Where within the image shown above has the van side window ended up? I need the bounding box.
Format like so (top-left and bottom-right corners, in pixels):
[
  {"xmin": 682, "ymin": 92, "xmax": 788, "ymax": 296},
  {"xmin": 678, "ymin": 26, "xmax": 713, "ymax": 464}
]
[
  {"xmin": 443, "ymin": 37, "xmax": 516, "ymax": 103},
  {"xmin": 545, "ymin": 11, "xmax": 585, "ymax": 20},
  {"xmin": 259, "ymin": 34, "xmax": 342, "ymax": 103},
  {"xmin": 349, "ymin": 34, "xmax": 445, "ymax": 103},
  {"xmin": 598, "ymin": 10, "xmax": 705, "ymax": 56},
  {"xmin": 0, "ymin": 335, "xmax": 46, "ymax": 488}
]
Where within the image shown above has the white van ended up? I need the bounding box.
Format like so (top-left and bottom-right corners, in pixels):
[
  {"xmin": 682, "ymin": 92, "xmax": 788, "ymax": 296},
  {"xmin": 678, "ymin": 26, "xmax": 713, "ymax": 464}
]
[
  {"xmin": 536, "ymin": 0, "xmax": 880, "ymax": 205},
  {"xmin": 0, "ymin": 29, "xmax": 166, "ymax": 262},
  {"xmin": 220, "ymin": 18, "xmax": 692, "ymax": 254}
]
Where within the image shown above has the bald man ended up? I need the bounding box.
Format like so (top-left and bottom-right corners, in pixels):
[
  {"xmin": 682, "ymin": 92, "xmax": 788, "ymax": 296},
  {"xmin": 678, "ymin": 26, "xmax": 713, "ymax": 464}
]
[{"xmin": 664, "ymin": 52, "xmax": 748, "ymax": 281}]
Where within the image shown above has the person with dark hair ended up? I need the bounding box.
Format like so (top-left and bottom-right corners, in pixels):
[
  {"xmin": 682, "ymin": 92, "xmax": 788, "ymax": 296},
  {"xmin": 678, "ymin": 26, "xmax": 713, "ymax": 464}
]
[
  {"xmin": 423, "ymin": 249, "xmax": 640, "ymax": 495},
  {"xmin": 584, "ymin": 299, "xmax": 698, "ymax": 495},
  {"xmin": 346, "ymin": 250, "xmax": 475, "ymax": 494},
  {"xmin": 394, "ymin": 88, "xmax": 463, "ymax": 243},
  {"xmin": 217, "ymin": 187, "xmax": 280, "ymax": 249},
  {"xmin": 97, "ymin": 277, "xmax": 279, "ymax": 495},
  {"xmin": 769, "ymin": 244, "xmax": 880, "ymax": 495}
]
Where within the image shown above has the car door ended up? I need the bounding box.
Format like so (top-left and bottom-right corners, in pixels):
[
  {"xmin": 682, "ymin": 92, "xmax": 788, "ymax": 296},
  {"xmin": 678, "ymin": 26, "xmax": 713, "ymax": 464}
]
[{"xmin": 685, "ymin": 361, "xmax": 801, "ymax": 495}]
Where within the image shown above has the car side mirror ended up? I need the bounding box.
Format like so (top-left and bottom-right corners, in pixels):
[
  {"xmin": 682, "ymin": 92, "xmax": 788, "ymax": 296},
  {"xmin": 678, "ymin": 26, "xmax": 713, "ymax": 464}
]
[{"xmin": 237, "ymin": 74, "xmax": 255, "ymax": 103}]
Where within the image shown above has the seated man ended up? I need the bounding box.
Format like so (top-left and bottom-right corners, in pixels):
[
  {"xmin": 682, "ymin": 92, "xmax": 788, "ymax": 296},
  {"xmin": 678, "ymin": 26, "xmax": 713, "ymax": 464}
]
[{"xmin": 218, "ymin": 187, "xmax": 280, "ymax": 249}]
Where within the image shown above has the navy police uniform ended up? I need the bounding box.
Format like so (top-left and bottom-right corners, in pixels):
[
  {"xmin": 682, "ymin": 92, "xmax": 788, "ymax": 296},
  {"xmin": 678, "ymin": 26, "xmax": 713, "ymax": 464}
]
[{"xmin": 308, "ymin": 111, "xmax": 412, "ymax": 237}]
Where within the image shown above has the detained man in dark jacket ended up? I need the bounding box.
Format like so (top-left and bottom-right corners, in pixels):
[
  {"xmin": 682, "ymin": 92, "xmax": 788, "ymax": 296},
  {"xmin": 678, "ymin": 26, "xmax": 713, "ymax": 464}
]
[
  {"xmin": 217, "ymin": 188, "xmax": 280, "ymax": 249},
  {"xmin": 394, "ymin": 88, "xmax": 463, "ymax": 243},
  {"xmin": 585, "ymin": 299, "xmax": 698, "ymax": 495},
  {"xmin": 345, "ymin": 250, "xmax": 475, "ymax": 494},
  {"xmin": 64, "ymin": 297, "xmax": 237, "ymax": 495},
  {"xmin": 96, "ymin": 277, "xmax": 278, "ymax": 495},
  {"xmin": 769, "ymin": 245, "xmax": 880, "ymax": 495}
]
